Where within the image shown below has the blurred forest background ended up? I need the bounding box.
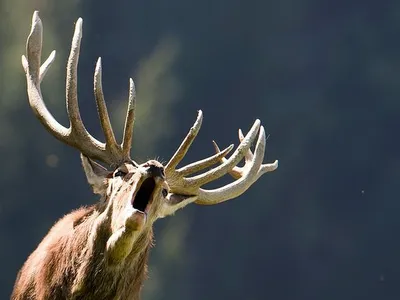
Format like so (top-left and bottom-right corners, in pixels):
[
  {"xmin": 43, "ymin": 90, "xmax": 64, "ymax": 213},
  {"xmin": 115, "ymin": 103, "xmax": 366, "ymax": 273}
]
[{"xmin": 1, "ymin": 0, "xmax": 400, "ymax": 299}]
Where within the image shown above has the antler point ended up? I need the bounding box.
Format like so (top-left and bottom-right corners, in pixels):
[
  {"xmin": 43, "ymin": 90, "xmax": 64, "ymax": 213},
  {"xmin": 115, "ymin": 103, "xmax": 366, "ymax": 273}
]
[
  {"xmin": 129, "ymin": 78, "xmax": 136, "ymax": 95},
  {"xmin": 32, "ymin": 11, "xmax": 41, "ymax": 23},
  {"xmin": 95, "ymin": 58, "xmax": 102, "ymax": 77},
  {"xmin": 212, "ymin": 140, "xmax": 220, "ymax": 152}
]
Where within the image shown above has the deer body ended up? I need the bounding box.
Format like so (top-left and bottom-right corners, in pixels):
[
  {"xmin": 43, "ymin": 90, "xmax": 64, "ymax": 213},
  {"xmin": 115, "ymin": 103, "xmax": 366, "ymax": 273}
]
[
  {"xmin": 13, "ymin": 174, "xmax": 154, "ymax": 300},
  {"xmin": 12, "ymin": 12, "xmax": 278, "ymax": 300}
]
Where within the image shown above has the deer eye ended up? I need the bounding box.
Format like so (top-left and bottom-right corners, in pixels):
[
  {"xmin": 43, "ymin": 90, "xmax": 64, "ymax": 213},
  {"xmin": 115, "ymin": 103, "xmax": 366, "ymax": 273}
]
[
  {"xmin": 162, "ymin": 188, "xmax": 168, "ymax": 198},
  {"xmin": 114, "ymin": 170, "xmax": 127, "ymax": 177}
]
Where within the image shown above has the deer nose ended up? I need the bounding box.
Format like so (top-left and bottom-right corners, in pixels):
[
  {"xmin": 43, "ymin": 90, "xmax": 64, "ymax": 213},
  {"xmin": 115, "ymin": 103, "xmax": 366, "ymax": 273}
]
[{"xmin": 142, "ymin": 161, "xmax": 165, "ymax": 179}]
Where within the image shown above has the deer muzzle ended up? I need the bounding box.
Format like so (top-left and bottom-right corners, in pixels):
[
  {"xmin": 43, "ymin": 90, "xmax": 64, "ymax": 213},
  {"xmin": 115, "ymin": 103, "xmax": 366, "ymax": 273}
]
[{"xmin": 125, "ymin": 161, "xmax": 165, "ymax": 226}]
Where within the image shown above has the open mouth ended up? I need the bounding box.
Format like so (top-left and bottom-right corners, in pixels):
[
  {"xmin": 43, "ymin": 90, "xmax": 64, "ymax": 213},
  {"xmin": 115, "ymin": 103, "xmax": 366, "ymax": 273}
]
[{"xmin": 132, "ymin": 177, "xmax": 156, "ymax": 213}]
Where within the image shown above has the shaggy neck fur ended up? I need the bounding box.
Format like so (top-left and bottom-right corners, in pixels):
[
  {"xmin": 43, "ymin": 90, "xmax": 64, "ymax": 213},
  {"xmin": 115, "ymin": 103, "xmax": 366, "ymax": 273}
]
[{"xmin": 12, "ymin": 204, "xmax": 154, "ymax": 300}]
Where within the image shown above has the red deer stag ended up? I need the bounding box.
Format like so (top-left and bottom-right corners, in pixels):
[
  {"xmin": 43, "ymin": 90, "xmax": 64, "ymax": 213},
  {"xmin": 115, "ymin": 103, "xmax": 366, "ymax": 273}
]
[{"xmin": 12, "ymin": 11, "xmax": 278, "ymax": 300}]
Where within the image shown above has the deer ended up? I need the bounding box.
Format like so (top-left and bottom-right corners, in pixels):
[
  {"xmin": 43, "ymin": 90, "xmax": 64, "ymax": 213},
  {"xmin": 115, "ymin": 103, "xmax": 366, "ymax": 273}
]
[{"xmin": 12, "ymin": 11, "xmax": 278, "ymax": 300}]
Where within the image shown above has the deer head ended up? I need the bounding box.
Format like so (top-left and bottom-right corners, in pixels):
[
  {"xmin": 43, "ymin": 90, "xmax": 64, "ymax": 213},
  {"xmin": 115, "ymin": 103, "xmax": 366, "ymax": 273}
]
[{"xmin": 12, "ymin": 11, "xmax": 278, "ymax": 300}]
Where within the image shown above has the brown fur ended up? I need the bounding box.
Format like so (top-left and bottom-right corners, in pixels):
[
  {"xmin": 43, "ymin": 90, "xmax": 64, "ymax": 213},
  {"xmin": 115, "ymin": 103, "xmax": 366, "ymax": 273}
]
[
  {"xmin": 11, "ymin": 159, "xmax": 165, "ymax": 300},
  {"xmin": 11, "ymin": 159, "xmax": 175, "ymax": 299},
  {"xmin": 12, "ymin": 204, "xmax": 153, "ymax": 300}
]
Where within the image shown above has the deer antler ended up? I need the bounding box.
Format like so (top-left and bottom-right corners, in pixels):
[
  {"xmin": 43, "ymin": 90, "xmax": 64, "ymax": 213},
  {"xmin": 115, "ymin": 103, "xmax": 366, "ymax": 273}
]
[
  {"xmin": 22, "ymin": 11, "xmax": 135, "ymax": 166},
  {"xmin": 165, "ymin": 111, "xmax": 278, "ymax": 206},
  {"xmin": 212, "ymin": 128, "xmax": 278, "ymax": 181}
]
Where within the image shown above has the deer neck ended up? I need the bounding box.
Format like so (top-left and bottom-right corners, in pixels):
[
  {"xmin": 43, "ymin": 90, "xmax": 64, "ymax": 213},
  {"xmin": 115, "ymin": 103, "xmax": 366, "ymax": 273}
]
[{"xmin": 71, "ymin": 207, "xmax": 154, "ymax": 299}]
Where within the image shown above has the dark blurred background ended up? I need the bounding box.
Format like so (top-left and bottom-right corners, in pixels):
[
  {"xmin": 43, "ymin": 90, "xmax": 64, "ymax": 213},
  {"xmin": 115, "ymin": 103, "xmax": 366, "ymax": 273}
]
[{"xmin": 1, "ymin": 0, "xmax": 400, "ymax": 299}]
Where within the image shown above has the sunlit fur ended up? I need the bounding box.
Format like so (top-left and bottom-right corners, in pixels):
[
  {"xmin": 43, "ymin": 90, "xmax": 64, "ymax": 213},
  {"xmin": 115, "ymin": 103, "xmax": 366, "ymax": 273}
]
[{"xmin": 12, "ymin": 158, "xmax": 172, "ymax": 300}]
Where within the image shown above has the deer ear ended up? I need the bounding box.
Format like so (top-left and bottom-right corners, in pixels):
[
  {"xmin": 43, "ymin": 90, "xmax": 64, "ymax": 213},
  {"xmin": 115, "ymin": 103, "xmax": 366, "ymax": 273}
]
[{"xmin": 81, "ymin": 154, "xmax": 109, "ymax": 194}]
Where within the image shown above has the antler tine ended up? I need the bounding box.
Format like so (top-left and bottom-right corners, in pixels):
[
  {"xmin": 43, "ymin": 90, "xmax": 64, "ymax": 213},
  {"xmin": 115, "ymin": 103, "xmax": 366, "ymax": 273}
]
[
  {"xmin": 238, "ymin": 129, "xmax": 254, "ymax": 161},
  {"xmin": 39, "ymin": 15, "xmax": 108, "ymax": 163},
  {"xmin": 64, "ymin": 18, "xmax": 110, "ymax": 157},
  {"xmin": 195, "ymin": 125, "xmax": 268, "ymax": 205},
  {"xmin": 238, "ymin": 128, "xmax": 279, "ymax": 176},
  {"xmin": 213, "ymin": 128, "xmax": 278, "ymax": 180},
  {"xmin": 65, "ymin": 17, "xmax": 87, "ymax": 135},
  {"xmin": 212, "ymin": 128, "xmax": 254, "ymax": 180},
  {"xmin": 23, "ymin": 11, "xmax": 41, "ymax": 81},
  {"xmin": 93, "ymin": 58, "xmax": 120, "ymax": 156},
  {"xmin": 39, "ymin": 50, "xmax": 56, "ymax": 83},
  {"xmin": 22, "ymin": 11, "xmax": 70, "ymax": 141},
  {"xmin": 165, "ymin": 110, "xmax": 203, "ymax": 172},
  {"xmin": 122, "ymin": 78, "xmax": 136, "ymax": 157},
  {"xmin": 184, "ymin": 119, "xmax": 260, "ymax": 187},
  {"xmin": 212, "ymin": 141, "xmax": 241, "ymax": 180},
  {"xmin": 177, "ymin": 144, "xmax": 234, "ymax": 176}
]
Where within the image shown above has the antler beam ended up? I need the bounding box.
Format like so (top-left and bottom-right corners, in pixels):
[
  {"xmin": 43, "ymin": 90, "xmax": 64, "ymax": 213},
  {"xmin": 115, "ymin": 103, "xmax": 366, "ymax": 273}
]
[{"xmin": 22, "ymin": 11, "xmax": 135, "ymax": 166}]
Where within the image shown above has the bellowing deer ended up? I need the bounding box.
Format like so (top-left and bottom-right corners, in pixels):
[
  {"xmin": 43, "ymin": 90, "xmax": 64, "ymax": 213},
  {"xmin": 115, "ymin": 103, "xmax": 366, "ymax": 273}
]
[{"xmin": 12, "ymin": 11, "xmax": 278, "ymax": 300}]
